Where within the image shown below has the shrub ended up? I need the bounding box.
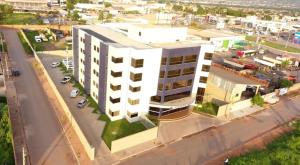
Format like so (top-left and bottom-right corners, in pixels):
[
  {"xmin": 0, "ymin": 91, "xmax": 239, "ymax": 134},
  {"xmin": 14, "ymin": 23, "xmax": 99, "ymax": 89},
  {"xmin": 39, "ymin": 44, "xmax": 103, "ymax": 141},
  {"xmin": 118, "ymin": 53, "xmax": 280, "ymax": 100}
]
[
  {"xmin": 194, "ymin": 102, "xmax": 219, "ymax": 116},
  {"xmin": 251, "ymin": 94, "xmax": 264, "ymax": 107},
  {"xmin": 279, "ymin": 79, "xmax": 293, "ymax": 88}
]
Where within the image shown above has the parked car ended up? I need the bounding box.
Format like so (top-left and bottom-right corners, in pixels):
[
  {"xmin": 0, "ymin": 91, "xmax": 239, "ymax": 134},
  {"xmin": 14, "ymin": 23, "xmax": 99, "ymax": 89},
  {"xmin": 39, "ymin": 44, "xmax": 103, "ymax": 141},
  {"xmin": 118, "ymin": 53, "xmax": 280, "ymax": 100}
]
[
  {"xmin": 70, "ymin": 88, "xmax": 79, "ymax": 98},
  {"xmin": 77, "ymin": 98, "xmax": 87, "ymax": 108},
  {"xmin": 51, "ymin": 62, "xmax": 60, "ymax": 68},
  {"xmin": 60, "ymin": 76, "xmax": 71, "ymax": 84},
  {"xmin": 11, "ymin": 68, "xmax": 20, "ymax": 76}
]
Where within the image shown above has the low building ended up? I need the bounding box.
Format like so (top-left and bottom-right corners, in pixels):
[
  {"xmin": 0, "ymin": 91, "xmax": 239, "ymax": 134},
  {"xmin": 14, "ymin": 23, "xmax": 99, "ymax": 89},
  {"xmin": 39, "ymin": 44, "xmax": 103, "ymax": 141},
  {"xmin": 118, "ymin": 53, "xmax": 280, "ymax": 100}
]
[
  {"xmin": 189, "ymin": 29, "xmax": 245, "ymax": 51},
  {"xmin": 205, "ymin": 64, "xmax": 267, "ymax": 103},
  {"xmin": 72, "ymin": 23, "xmax": 215, "ymax": 122},
  {"xmin": 1, "ymin": 0, "xmax": 49, "ymax": 11}
]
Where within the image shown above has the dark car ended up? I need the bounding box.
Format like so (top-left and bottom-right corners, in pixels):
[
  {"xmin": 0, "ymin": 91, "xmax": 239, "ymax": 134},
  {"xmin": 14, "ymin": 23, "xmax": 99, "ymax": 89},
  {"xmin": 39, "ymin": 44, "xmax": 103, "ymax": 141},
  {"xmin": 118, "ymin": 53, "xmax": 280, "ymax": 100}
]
[
  {"xmin": 77, "ymin": 99, "xmax": 87, "ymax": 108},
  {"xmin": 11, "ymin": 68, "xmax": 20, "ymax": 76}
]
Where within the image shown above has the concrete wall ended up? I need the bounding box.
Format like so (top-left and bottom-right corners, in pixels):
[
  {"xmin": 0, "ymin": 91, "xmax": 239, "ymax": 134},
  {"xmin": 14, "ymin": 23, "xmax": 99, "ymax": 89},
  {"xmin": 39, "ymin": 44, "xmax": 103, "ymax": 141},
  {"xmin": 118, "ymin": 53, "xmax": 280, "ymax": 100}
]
[
  {"xmin": 20, "ymin": 30, "xmax": 95, "ymax": 160},
  {"xmin": 288, "ymin": 83, "xmax": 300, "ymax": 92},
  {"xmin": 110, "ymin": 126, "xmax": 158, "ymax": 153}
]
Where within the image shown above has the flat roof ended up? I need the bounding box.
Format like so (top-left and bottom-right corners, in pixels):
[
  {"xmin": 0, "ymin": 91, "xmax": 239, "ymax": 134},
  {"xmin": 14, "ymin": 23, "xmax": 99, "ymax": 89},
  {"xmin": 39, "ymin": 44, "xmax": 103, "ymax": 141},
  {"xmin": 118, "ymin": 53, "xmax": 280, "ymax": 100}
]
[
  {"xmin": 210, "ymin": 66, "xmax": 263, "ymax": 85},
  {"xmin": 189, "ymin": 29, "xmax": 244, "ymax": 39},
  {"xmin": 74, "ymin": 25, "xmax": 210, "ymax": 49}
]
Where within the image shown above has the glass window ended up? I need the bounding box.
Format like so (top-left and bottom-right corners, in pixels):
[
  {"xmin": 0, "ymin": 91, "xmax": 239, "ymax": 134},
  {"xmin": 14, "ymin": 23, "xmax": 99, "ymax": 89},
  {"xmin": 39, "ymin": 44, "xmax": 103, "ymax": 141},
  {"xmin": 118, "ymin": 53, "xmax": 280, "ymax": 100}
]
[
  {"xmin": 158, "ymin": 83, "xmax": 163, "ymax": 91},
  {"xmin": 167, "ymin": 69, "xmax": 181, "ymax": 78},
  {"xmin": 204, "ymin": 53, "xmax": 213, "ymax": 60},
  {"xmin": 111, "ymin": 71, "xmax": 122, "ymax": 77},
  {"xmin": 201, "ymin": 65, "xmax": 210, "ymax": 72},
  {"xmin": 131, "ymin": 58, "xmax": 144, "ymax": 68},
  {"xmin": 161, "ymin": 57, "xmax": 167, "ymax": 65},
  {"xmin": 182, "ymin": 67, "xmax": 195, "ymax": 75},
  {"xmin": 184, "ymin": 55, "xmax": 197, "ymax": 63},
  {"xmin": 169, "ymin": 56, "xmax": 183, "ymax": 65},
  {"xmin": 112, "ymin": 56, "xmax": 123, "ymax": 63},
  {"xmin": 199, "ymin": 76, "xmax": 208, "ymax": 83},
  {"xmin": 151, "ymin": 96, "xmax": 161, "ymax": 102},
  {"xmin": 109, "ymin": 109, "xmax": 119, "ymax": 117},
  {"xmin": 159, "ymin": 71, "xmax": 165, "ymax": 78},
  {"xmin": 130, "ymin": 72, "xmax": 142, "ymax": 81},
  {"xmin": 129, "ymin": 86, "xmax": 141, "ymax": 92},
  {"xmin": 110, "ymin": 84, "xmax": 121, "ymax": 91},
  {"xmin": 128, "ymin": 98, "xmax": 139, "ymax": 105},
  {"xmin": 110, "ymin": 97, "xmax": 120, "ymax": 103},
  {"xmin": 165, "ymin": 83, "xmax": 172, "ymax": 90},
  {"xmin": 127, "ymin": 111, "xmax": 138, "ymax": 118}
]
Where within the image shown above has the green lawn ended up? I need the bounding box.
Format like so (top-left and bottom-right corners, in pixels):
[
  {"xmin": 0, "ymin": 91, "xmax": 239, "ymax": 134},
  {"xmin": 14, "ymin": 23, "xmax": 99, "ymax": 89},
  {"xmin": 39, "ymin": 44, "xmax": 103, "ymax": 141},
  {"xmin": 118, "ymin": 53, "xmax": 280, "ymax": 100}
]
[
  {"xmin": 17, "ymin": 31, "xmax": 33, "ymax": 55},
  {"xmin": 230, "ymin": 120, "xmax": 300, "ymax": 164},
  {"xmin": 99, "ymin": 115, "xmax": 147, "ymax": 149},
  {"xmin": 0, "ymin": 13, "xmax": 42, "ymax": 25},
  {"xmin": 245, "ymin": 36, "xmax": 300, "ymax": 53},
  {"xmin": 23, "ymin": 30, "xmax": 45, "ymax": 51},
  {"xmin": 0, "ymin": 42, "xmax": 7, "ymax": 53},
  {"xmin": 193, "ymin": 102, "xmax": 219, "ymax": 116},
  {"xmin": 0, "ymin": 97, "xmax": 14, "ymax": 165}
]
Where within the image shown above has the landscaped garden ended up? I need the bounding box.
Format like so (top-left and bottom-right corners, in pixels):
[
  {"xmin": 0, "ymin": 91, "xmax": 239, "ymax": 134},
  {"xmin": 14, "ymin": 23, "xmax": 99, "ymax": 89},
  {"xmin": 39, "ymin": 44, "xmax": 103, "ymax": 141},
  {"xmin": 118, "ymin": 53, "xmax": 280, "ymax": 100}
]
[
  {"xmin": 230, "ymin": 120, "xmax": 300, "ymax": 164},
  {"xmin": 193, "ymin": 102, "xmax": 219, "ymax": 116},
  {"xmin": 98, "ymin": 114, "xmax": 147, "ymax": 149}
]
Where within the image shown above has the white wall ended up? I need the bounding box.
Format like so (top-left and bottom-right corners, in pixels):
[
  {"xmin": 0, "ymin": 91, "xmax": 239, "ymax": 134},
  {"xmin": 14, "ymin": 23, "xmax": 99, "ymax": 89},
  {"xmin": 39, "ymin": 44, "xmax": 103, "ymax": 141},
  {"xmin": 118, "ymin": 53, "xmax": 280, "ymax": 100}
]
[
  {"xmin": 90, "ymin": 36, "xmax": 101, "ymax": 103},
  {"xmin": 78, "ymin": 29, "xmax": 86, "ymax": 87}
]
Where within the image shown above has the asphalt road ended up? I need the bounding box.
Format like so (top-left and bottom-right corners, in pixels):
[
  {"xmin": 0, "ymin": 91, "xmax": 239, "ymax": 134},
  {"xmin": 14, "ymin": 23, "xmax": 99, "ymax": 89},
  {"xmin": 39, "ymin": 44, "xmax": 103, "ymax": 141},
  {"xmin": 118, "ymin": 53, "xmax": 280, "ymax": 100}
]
[
  {"xmin": 120, "ymin": 96, "xmax": 300, "ymax": 165},
  {"xmin": 1, "ymin": 29, "xmax": 77, "ymax": 164}
]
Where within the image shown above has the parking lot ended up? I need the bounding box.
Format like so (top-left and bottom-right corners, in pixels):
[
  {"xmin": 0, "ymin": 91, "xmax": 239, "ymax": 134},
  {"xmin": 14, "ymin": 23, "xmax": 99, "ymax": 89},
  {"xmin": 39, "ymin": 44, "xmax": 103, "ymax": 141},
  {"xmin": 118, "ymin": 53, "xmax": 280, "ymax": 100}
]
[{"xmin": 38, "ymin": 52, "xmax": 117, "ymax": 164}]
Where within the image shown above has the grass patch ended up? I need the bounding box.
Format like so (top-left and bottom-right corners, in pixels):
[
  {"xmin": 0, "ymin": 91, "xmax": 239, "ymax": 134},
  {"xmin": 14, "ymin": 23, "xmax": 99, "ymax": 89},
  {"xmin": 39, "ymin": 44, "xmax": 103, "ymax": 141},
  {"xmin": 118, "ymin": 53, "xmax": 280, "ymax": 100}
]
[
  {"xmin": 147, "ymin": 115, "xmax": 159, "ymax": 126},
  {"xmin": 0, "ymin": 13, "xmax": 42, "ymax": 25},
  {"xmin": 230, "ymin": 120, "xmax": 300, "ymax": 164},
  {"xmin": 193, "ymin": 102, "xmax": 219, "ymax": 116},
  {"xmin": 0, "ymin": 97, "xmax": 14, "ymax": 165},
  {"xmin": 99, "ymin": 115, "xmax": 147, "ymax": 149},
  {"xmin": 246, "ymin": 35, "xmax": 300, "ymax": 53},
  {"xmin": 23, "ymin": 29, "xmax": 44, "ymax": 51},
  {"xmin": 0, "ymin": 42, "xmax": 7, "ymax": 53},
  {"xmin": 58, "ymin": 63, "xmax": 72, "ymax": 75},
  {"xmin": 87, "ymin": 96, "xmax": 99, "ymax": 112},
  {"xmin": 17, "ymin": 31, "xmax": 33, "ymax": 55}
]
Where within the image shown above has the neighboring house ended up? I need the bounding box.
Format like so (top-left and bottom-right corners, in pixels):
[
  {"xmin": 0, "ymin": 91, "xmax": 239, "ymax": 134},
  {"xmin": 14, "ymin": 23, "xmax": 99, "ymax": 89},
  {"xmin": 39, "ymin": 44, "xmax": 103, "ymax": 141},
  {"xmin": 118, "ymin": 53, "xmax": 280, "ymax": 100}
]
[
  {"xmin": 205, "ymin": 65, "xmax": 267, "ymax": 104},
  {"xmin": 189, "ymin": 29, "xmax": 245, "ymax": 51},
  {"xmin": 72, "ymin": 24, "xmax": 215, "ymax": 122},
  {"xmin": 1, "ymin": 0, "xmax": 49, "ymax": 11}
]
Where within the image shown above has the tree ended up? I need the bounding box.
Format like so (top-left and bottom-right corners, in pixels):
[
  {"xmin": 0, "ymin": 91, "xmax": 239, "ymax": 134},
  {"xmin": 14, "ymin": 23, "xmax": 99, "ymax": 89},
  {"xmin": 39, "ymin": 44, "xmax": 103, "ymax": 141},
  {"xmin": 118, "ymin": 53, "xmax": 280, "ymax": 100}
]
[
  {"xmin": 71, "ymin": 10, "xmax": 80, "ymax": 21},
  {"xmin": 251, "ymin": 94, "xmax": 264, "ymax": 107},
  {"xmin": 196, "ymin": 5, "xmax": 206, "ymax": 15},
  {"xmin": 280, "ymin": 79, "xmax": 293, "ymax": 88},
  {"xmin": 281, "ymin": 60, "xmax": 290, "ymax": 69},
  {"xmin": 263, "ymin": 15, "xmax": 272, "ymax": 21},
  {"xmin": 0, "ymin": 4, "xmax": 13, "ymax": 21},
  {"xmin": 98, "ymin": 10, "xmax": 104, "ymax": 21},
  {"xmin": 66, "ymin": 0, "xmax": 76, "ymax": 11},
  {"xmin": 104, "ymin": 2, "xmax": 112, "ymax": 8},
  {"xmin": 172, "ymin": 5, "xmax": 183, "ymax": 12}
]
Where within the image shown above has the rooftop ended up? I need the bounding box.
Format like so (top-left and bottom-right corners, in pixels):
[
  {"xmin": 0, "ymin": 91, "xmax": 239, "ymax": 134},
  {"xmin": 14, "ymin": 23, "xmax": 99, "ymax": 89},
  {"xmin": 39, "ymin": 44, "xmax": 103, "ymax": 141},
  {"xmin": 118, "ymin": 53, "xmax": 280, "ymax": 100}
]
[
  {"xmin": 189, "ymin": 29, "xmax": 244, "ymax": 39},
  {"xmin": 75, "ymin": 24, "xmax": 210, "ymax": 49},
  {"xmin": 210, "ymin": 65, "xmax": 265, "ymax": 85}
]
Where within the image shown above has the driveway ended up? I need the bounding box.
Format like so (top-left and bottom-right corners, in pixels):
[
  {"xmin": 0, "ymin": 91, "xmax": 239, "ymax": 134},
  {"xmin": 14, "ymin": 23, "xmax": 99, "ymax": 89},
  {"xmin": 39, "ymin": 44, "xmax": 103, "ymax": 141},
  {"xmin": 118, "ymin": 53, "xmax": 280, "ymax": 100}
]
[{"xmin": 1, "ymin": 29, "xmax": 77, "ymax": 164}]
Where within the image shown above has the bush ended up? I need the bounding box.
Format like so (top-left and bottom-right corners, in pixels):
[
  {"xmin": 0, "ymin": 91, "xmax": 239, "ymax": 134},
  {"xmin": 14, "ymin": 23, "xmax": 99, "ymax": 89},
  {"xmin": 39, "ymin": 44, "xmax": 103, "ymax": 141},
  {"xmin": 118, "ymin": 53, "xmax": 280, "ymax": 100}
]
[
  {"xmin": 251, "ymin": 94, "xmax": 264, "ymax": 107},
  {"xmin": 279, "ymin": 79, "xmax": 293, "ymax": 88},
  {"xmin": 194, "ymin": 102, "xmax": 219, "ymax": 116}
]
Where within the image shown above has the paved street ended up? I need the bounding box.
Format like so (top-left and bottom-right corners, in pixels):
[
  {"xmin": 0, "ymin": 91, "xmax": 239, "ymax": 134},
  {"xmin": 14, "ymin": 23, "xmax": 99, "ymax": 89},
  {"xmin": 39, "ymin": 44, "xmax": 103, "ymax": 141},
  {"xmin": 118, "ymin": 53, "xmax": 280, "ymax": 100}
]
[
  {"xmin": 1, "ymin": 29, "xmax": 77, "ymax": 164},
  {"xmin": 119, "ymin": 96, "xmax": 300, "ymax": 165}
]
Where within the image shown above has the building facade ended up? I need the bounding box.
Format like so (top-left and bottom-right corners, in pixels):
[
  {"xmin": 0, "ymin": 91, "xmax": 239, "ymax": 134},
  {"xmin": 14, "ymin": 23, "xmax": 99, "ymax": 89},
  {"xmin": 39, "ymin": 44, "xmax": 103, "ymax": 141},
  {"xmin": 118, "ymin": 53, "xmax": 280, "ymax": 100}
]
[{"xmin": 73, "ymin": 24, "xmax": 214, "ymax": 122}]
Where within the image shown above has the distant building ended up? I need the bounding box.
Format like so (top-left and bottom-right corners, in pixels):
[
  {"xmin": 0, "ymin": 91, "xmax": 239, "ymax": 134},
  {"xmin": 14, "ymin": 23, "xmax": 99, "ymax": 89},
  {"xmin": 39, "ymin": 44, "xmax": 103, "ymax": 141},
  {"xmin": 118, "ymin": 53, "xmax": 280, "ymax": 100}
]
[
  {"xmin": 0, "ymin": 0, "xmax": 49, "ymax": 11},
  {"xmin": 72, "ymin": 24, "xmax": 215, "ymax": 122}
]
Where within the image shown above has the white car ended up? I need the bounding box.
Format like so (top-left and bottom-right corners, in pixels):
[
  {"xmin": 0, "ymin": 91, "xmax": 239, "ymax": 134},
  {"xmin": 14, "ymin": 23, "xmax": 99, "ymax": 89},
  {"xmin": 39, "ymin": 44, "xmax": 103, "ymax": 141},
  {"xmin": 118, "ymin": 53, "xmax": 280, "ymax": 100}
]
[
  {"xmin": 51, "ymin": 62, "xmax": 60, "ymax": 68},
  {"xmin": 70, "ymin": 88, "xmax": 79, "ymax": 98},
  {"xmin": 60, "ymin": 76, "xmax": 71, "ymax": 84}
]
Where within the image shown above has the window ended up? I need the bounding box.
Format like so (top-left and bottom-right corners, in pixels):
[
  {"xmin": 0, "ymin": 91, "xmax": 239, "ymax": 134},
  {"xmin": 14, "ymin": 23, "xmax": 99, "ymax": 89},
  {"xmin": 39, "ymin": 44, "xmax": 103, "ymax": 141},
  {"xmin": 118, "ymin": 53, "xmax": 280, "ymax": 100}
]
[
  {"xmin": 184, "ymin": 55, "xmax": 197, "ymax": 63},
  {"xmin": 172, "ymin": 80, "xmax": 192, "ymax": 89},
  {"xmin": 164, "ymin": 91, "xmax": 191, "ymax": 102},
  {"xmin": 110, "ymin": 84, "xmax": 121, "ymax": 91},
  {"xmin": 182, "ymin": 67, "xmax": 195, "ymax": 75},
  {"xmin": 80, "ymin": 37, "xmax": 83, "ymax": 42},
  {"xmin": 151, "ymin": 96, "xmax": 161, "ymax": 102},
  {"xmin": 111, "ymin": 70, "xmax": 122, "ymax": 77},
  {"xmin": 93, "ymin": 58, "xmax": 96, "ymax": 63},
  {"xmin": 127, "ymin": 111, "xmax": 138, "ymax": 118},
  {"xmin": 138, "ymin": 32, "xmax": 141, "ymax": 36},
  {"xmin": 158, "ymin": 83, "xmax": 163, "ymax": 91},
  {"xmin": 128, "ymin": 98, "xmax": 139, "ymax": 105},
  {"xmin": 112, "ymin": 57, "xmax": 123, "ymax": 63},
  {"xmin": 167, "ymin": 69, "xmax": 181, "ymax": 78},
  {"xmin": 202, "ymin": 65, "xmax": 210, "ymax": 72},
  {"xmin": 94, "ymin": 45, "xmax": 96, "ymax": 51},
  {"xmin": 97, "ymin": 47, "xmax": 99, "ymax": 53},
  {"xmin": 129, "ymin": 86, "xmax": 141, "ymax": 92},
  {"xmin": 204, "ymin": 53, "xmax": 213, "ymax": 60},
  {"xmin": 109, "ymin": 109, "xmax": 119, "ymax": 117},
  {"xmin": 131, "ymin": 58, "xmax": 144, "ymax": 68},
  {"xmin": 96, "ymin": 60, "xmax": 99, "ymax": 65},
  {"xmin": 110, "ymin": 97, "xmax": 120, "ymax": 103},
  {"xmin": 161, "ymin": 57, "xmax": 167, "ymax": 65},
  {"xmin": 159, "ymin": 71, "xmax": 165, "ymax": 78},
  {"xmin": 196, "ymin": 88, "xmax": 205, "ymax": 103},
  {"xmin": 80, "ymin": 48, "xmax": 83, "ymax": 53},
  {"xmin": 199, "ymin": 76, "xmax": 208, "ymax": 83},
  {"xmin": 165, "ymin": 83, "xmax": 172, "ymax": 90},
  {"xmin": 169, "ymin": 56, "xmax": 183, "ymax": 65},
  {"xmin": 130, "ymin": 72, "xmax": 142, "ymax": 81}
]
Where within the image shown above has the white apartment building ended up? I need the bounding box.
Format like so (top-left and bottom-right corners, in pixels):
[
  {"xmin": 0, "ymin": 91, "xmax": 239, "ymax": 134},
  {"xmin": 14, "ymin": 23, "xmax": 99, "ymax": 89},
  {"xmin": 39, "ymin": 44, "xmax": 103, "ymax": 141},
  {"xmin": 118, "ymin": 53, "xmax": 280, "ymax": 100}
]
[{"xmin": 73, "ymin": 24, "xmax": 214, "ymax": 122}]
